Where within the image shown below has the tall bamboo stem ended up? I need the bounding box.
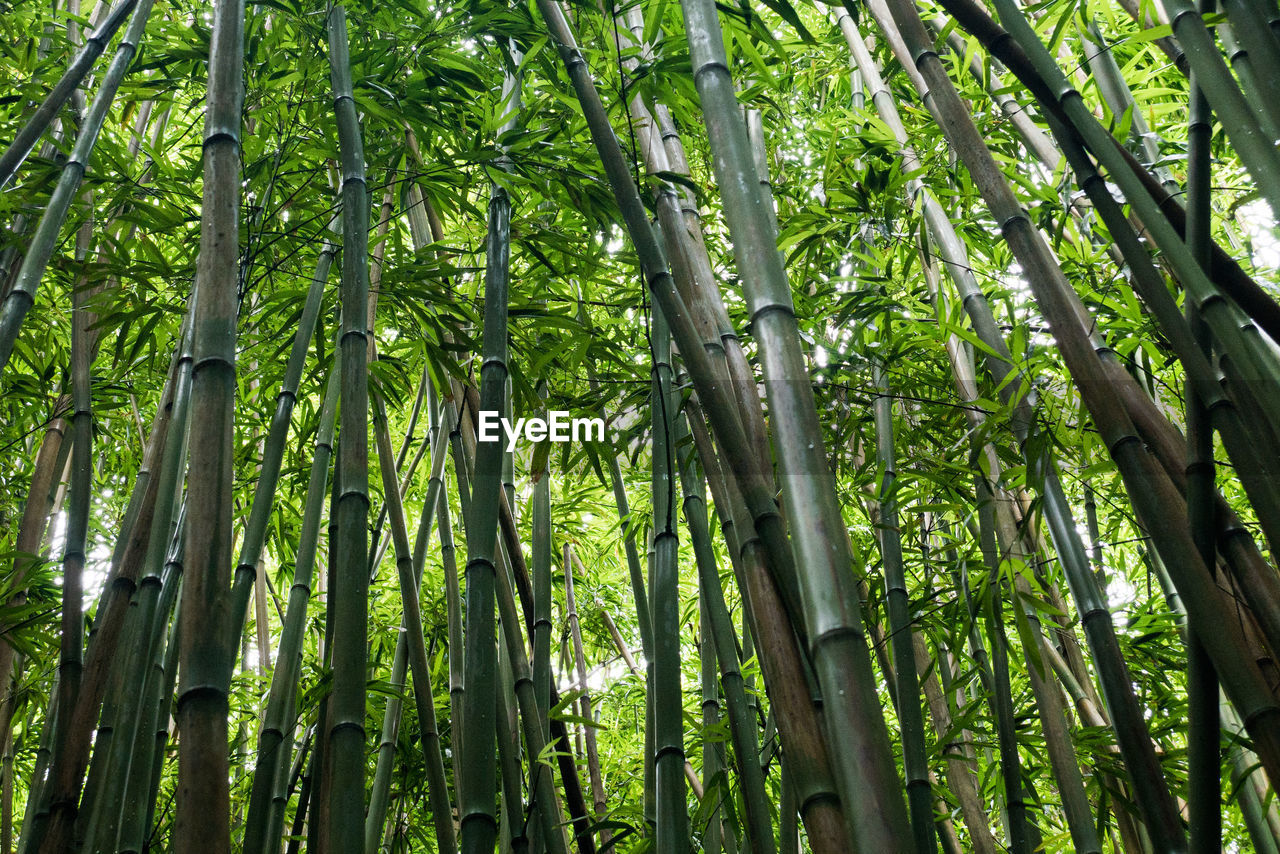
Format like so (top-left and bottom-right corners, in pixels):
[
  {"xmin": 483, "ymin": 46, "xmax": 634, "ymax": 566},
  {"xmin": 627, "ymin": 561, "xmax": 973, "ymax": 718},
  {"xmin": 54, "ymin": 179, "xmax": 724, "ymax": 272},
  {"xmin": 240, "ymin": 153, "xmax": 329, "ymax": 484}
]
[
  {"xmin": 872, "ymin": 360, "xmax": 936, "ymax": 853},
  {"xmin": 372, "ymin": 391, "xmax": 458, "ymax": 853},
  {"xmin": 674, "ymin": 2, "xmax": 911, "ymax": 845},
  {"xmin": 564, "ymin": 544, "xmax": 609, "ymax": 849},
  {"xmin": 683, "ymin": 400, "xmax": 852, "ymax": 854},
  {"xmin": 649, "ymin": 303, "xmax": 689, "ymax": 854},
  {"xmin": 324, "ymin": 5, "xmax": 372, "ymax": 850},
  {"xmin": 174, "ymin": 0, "xmax": 246, "ymax": 844},
  {"xmin": 459, "ymin": 145, "xmax": 513, "ymax": 854},
  {"xmin": 241, "ymin": 364, "xmax": 340, "ymax": 854},
  {"xmin": 673, "ymin": 414, "xmax": 773, "ymax": 854},
  {"xmin": 1186, "ymin": 30, "xmax": 1222, "ymax": 851}
]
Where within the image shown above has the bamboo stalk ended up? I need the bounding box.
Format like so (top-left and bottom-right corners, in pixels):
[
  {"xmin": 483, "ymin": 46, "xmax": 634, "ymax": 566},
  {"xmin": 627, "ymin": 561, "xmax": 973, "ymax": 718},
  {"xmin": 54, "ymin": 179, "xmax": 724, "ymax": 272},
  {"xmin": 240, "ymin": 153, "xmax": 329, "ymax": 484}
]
[
  {"xmin": 683, "ymin": 400, "xmax": 852, "ymax": 854},
  {"xmin": 1, "ymin": 679, "xmax": 12, "ymax": 854},
  {"xmin": 872, "ymin": 360, "xmax": 936, "ymax": 854},
  {"xmin": 700, "ymin": 592, "xmax": 724, "ymax": 854},
  {"xmin": 671, "ymin": 1, "xmax": 913, "ymax": 845},
  {"xmin": 114, "ymin": 523, "xmax": 184, "ymax": 854},
  {"xmin": 673, "ymin": 413, "xmax": 773, "ymax": 854},
  {"xmin": 310, "ymin": 449, "xmax": 343, "ymax": 854},
  {"xmin": 365, "ymin": 374, "xmax": 449, "ymax": 852},
  {"xmin": 948, "ymin": 0, "xmax": 1280, "ymax": 456},
  {"xmin": 241, "ymin": 363, "xmax": 340, "ymax": 854},
  {"xmin": 936, "ymin": 0, "xmax": 1280, "ymax": 351},
  {"xmin": 227, "ymin": 227, "xmax": 336, "ymax": 649},
  {"xmin": 1186, "ymin": 31, "xmax": 1222, "ymax": 850},
  {"xmin": 978, "ymin": 0, "xmax": 1280, "ymax": 736},
  {"xmin": 564, "ymin": 545, "xmax": 609, "ymax": 850},
  {"xmin": 533, "ymin": 382, "xmax": 553, "ymax": 746},
  {"xmin": 648, "ymin": 303, "xmax": 690, "ymax": 854},
  {"xmin": 605, "ymin": 438, "xmax": 653, "ymax": 661},
  {"xmin": 495, "ymin": 634, "xmax": 528, "ymax": 854},
  {"xmin": 458, "ymin": 133, "xmax": 513, "ymax": 854},
  {"xmin": 54, "ymin": 214, "xmax": 93, "ymax": 822},
  {"xmin": 82, "ymin": 489, "xmax": 185, "ymax": 853},
  {"xmin": 492, "ymin": 526, "xmax": 571, "ymax": 854},
  {"xmin": 441, "ymin": 411, "xmax": 465, "ymax": 785},
  {"xmin": 172, "ymin": 0, "xmax": 245, "ymax": 844},
  {"xmin": 322, "ymin": 6, "xmax": 372, "ymax": 852},
  {"xmin": 372, "ymin": 390, "xmax": 458, "ymax": 853}
]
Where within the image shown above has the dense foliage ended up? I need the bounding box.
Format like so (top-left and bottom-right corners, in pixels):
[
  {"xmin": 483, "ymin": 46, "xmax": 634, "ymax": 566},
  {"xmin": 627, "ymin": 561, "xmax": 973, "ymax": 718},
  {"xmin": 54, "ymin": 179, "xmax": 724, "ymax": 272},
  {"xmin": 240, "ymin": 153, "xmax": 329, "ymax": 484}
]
[{"xmin": 1, "ymin": 0, "xmax": 1278, "ymax": 850}]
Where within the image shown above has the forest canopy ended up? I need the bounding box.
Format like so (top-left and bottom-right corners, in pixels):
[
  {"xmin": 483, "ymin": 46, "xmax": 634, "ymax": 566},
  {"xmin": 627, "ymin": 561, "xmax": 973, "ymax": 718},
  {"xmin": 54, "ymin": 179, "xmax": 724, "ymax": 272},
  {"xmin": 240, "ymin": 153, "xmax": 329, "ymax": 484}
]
[{"xmin": 0, "ymin": 0, "xmax": 1279, "ymax": 850}]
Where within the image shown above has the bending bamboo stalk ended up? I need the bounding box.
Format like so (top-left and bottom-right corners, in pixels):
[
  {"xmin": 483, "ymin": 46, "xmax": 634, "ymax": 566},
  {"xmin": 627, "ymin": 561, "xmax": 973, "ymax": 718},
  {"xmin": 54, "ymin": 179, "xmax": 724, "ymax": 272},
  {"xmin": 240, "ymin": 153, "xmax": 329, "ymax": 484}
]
[{"xmin": 0, "ymin": 0, "xmax": 137, "ymax": 192}]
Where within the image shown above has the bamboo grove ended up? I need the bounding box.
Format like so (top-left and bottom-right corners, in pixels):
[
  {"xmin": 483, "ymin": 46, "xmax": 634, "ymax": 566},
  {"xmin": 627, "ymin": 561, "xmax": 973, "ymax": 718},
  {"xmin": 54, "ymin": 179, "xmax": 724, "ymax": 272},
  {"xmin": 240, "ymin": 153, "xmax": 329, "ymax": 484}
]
[{"xmin": 5, "ymin": 0, "xmax": 1280, "ymax": 848}]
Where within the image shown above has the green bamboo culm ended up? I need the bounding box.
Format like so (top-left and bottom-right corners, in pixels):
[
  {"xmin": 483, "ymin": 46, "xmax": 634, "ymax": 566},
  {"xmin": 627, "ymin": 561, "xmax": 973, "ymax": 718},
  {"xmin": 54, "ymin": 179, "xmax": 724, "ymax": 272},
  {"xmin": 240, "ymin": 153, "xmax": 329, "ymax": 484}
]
[
  {"xmin": 0, "ymin": 0, "xmax": 156, "ymax": 373},
  {"xmin": 47, "ymin": 219, "xmax": 94, "ymax": 847},
  {"xmin": 698, "ymin": 593, "xmax": 724, "ymax": 854},
  {"xmin": 325, "ymin": 5, "xmax": 372, "ymax": 852},
  {"xmin": 458, "ymin": 114, "xmax": 513, "ymax": 854},
  {"xmin": 494, "ymin": 632, "xmax": 526, "ymax": 854},
  {"xmin": 532, "ymin": 380, "xmax": 552, "ymax": 741},
  {"xmin": 606, "ymin": 427, "xmax": 653, "ymax": 660},
  {"xmin": 493, "ymin": 523, "xmax": 572, "ymax": 854},
  {"xmin": 1185, "ymin": 30, "xmax": 1222, "ymax": 852},
  {"xmin": 676, "ymin": 0, "xmax": 912, "ymax": 847},
  {"xmin": 371, "ymin": 390, "xmax": 458, "ymax": 854},
  {"xmin": 673, "ymin": 412, "xmax": 774, "ymax": 854},
  {"xmin": 648, "ymin": 302, "xmax": 690, "ymax": 854},
  {"xmin": 109, "ymin": 506, "xmax": 184, "ymax": 853},
  {"xmin": 872, "ymin": 358, "xmax": 936, "ymax": 854},
  {"xmin": 120, "ymin": 587, "xmax": 181, "ymax": 854},
  {"xmin": 241, "ymin": 360, "xmax": 340, "ymax": 854},
  {"xmin": 0, "ymin": 0, "xmax": 138, "ymax": 193},
  {"xmin": 174, "ymin": 0, "xmax": 246, "ymax": 843},
  {"xmin": 227, "ymin": 228, "xmax": 336, "ymax": 650},
  {"xmin": 682, "ymin": 402, "xmax": 851, "ymax": 854},
  {"xmin": 364, "ymin": 378, "xmax": 442, "ymax": 853},
  {"xmin": 564, "ymin": 544, "xmax": 609, "ymax": 849},
  {"xmin": 80, "ymin": 415, "xmax": 189, "ymax": 851}
]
